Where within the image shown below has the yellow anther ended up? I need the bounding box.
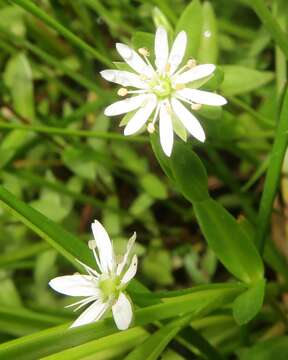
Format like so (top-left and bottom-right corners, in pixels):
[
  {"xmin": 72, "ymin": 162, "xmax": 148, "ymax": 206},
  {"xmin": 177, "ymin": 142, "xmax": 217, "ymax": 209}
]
[
  {"xmin": 187, "ymin": 59, "xmax": 197, "ymax": 68},
  {"xmin": 191, "ymin": 103, "xmax": 202, "ymax": 110},
  {"xmin": 140, "ymin": 74, "xmax": 147, "ymax": 81},
  {"xmin": 88, "ymin": 240, "xmax": 97, "ymax": 250},
  {"xmin": 117, "ymin": 87, "xmax": 128, "ymax": 96},
  {"xmin": 175, "ymin": 83, "xmax": 185, "ymax": 90},
  {"xmin": 147, "ymin": 123, "xmax": 155, "ymax": 133},
  {"xmin": 138, "ymin": 47, "xmax": 150, "ymax": 57},
  {"xmin": 165, "ymin": 63, "xmax": 171, "ymax": 73}
]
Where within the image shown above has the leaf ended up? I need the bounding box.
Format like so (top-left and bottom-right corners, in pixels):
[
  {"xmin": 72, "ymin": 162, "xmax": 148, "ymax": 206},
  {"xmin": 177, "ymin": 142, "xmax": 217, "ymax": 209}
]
[
  {"xmin": 220, "ymin": 65, "xmax": 274, "ymax": 95},
  {"xmin": 194, "ymin": 198, "xmax": 264, "ymax": 283},
  {"xmin": 1, "ymin": 53, "xmax": 35, "ymax": 168},
  {"xmin": 239, "ymin": 336, "xmax": 288, "ymax": 360},
  {"xmin": 175, "ymin": 0, "xmax": 203, "ymax": 61},
  {"xmin": 142, "ymin": 248, "xmax": 173, "ymax": 286},
  {"xmin": 0, "ymin": 284, "xmax": 243, "ymax": 359},
  {"xmin": 140, "ymin": 173, "xmax": 168, "ymax": 200},
  {"xmin": 0, "ymin": 185, "xmax": 93, "ymax": 269},
  {"xmin": 197, "ymin": 2, "xmax": 218, "ymax": 64},
  {"xmin": 4, "ymin": 52, "xmax": 35, "ymax": 120},
  {"xmin": 233, "ymin": 278, "xmax": 266, "ymax": 325},
  {"xmin": 170, "ymin": 141, "xmax": 209, "ymax": 202},
  {"xmin": 124, "ymin": 315, "xmax": 191, "ymax": 360},
  {"xmin": 62, "ymin": 146, "xmax": 97, "ymax": 180}
]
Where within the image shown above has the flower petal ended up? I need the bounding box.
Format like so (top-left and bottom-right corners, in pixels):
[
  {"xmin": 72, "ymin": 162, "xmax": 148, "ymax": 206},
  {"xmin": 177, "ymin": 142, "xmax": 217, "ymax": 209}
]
[
  {"xmin": 169, "ymin": 31, "xmax": 187, "ymax": 75},
  {"xmin": 100, "ymin": 70, "xmax": 148, "ymax": 89},
  {"xmin": 116, "ymin": 43, "xmax": 152, "ymax": 77},
  {"xmin": 49, "ymin": 275, "xmax": 99, "ymax": 297},
  {"xmin": 121, "ymin": 255, "xmax": 138, "ymax": 284},
  {"xmin": 104, "ymin": 95, "xmax": 149, "ymax": 117},
  {"xmin": 175, "ymin": 64, "xmax": 216, "ymax": 84},
  {"xmin": 70, "ymin": 299, "xmax": 109, "ymax": 328},
  {"xmin": 112, "ymin": 293, "xmax": 133, "ymax": 330},
  {"xmin": 155, "ymin": 27, "xmax": 169, "ymax": 73},
  {"xmin": 117, "ymin": 232, "xmax": 136, "ymax": 276},
  {"xmin": 177, "ymin": 88, "xmax": 227, "ymax": 106},
  {"xmin": 124, "ymin": 95, "xmax": 157, "ymax": 135},
  {"xmin": 91, "ymin": 220, "xmax": 115, "ymax": 273},
  {"xmin": 171, "ymin": 97, "xmax": 205, "ymax": 142},
  {"xmin": 159, "ymin": 101, "xmax": 174, "ymax": 156}
]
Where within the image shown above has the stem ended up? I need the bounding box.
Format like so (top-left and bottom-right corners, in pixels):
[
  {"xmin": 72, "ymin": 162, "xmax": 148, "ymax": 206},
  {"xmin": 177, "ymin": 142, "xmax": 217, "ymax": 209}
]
[
  {"xmin": 255, "ymin": 86, "xmax": 288, "ymax": 254},
  {"xmin": 11, "ymin": 0, "xmax": 112, "ymax": 67},
  {"xmin": 0, "ymin": 121, "xmax": 148, "ymax": 142},
  {"xmin": 251, "ymin": 0, "xmax": 288, "ymax": 59}
]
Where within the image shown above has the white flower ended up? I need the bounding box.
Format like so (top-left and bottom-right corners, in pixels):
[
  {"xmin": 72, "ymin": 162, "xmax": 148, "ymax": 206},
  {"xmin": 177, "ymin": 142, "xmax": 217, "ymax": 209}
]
[
  {"xmin": 100, "ymin": 26, "xmax": 227, "ymax": 157},
  {"xmin": 49, "ymin": 220, "xmax": 137, "ymax": 330}
]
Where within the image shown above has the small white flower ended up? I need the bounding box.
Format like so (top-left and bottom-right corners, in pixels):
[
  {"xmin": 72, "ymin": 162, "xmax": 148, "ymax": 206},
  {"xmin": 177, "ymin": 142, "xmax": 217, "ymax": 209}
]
[
  {"xmin": 101, "ymin": 26, "xmax": 227, "ymax": 157},
  {"xmin": 49, "ymin": 220, "xmax": 137, "ymax": 330}
]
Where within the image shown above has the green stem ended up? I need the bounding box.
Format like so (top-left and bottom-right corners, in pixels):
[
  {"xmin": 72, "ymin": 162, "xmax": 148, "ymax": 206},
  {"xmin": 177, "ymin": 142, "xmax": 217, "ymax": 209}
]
[
  {"xmin": 255, "ymin": 86, "xmax": 288, "ymax": 253},
  {"xmin": 0, "ymin": 121, "xmax": 147, "ymax": 142},
  {"xmin": 251, "ymin": 0, "xmax": 288, "ymax": 59},
  {"xmin": 11, "ymin": 0, "xmax": 112, "ymax": 67}
]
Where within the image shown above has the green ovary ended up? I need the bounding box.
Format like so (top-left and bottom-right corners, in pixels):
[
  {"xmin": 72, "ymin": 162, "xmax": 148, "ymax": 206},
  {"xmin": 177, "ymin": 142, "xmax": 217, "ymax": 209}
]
[
  {"xmin": 99, "ymin": 276, "xmax": 120, "ymax": 300},
  {"xmin": 151, "ymin": 77, "xmax": 173, "ymax": 99}
]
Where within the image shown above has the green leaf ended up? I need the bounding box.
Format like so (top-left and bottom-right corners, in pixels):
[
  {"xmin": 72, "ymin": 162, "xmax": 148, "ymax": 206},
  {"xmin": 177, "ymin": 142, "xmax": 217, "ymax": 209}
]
[
  {"xmin": 220, "ymin": 65, "xmax": 274, "ymax": 95},
  {"xmin": 4, "ymin": 52, "xmax": 35, "ymax": 120},
  {"xmin": 239, "ymin": 336, "xmax": 288, "ymax": 360},
  {"xmin": 197, "ymin": 2, "xmax": 218, "ymax": 63},
  {"xmin": 62, "ymin": 147, "xmax": 97, "ymax": 180},
  {"xmin": 233, "ymin": 278, "xmax": 265, "ymax": 325},
  {"xmin": 170, "ymin": 141, "xmax": 209, "ymax": 202},
  {"xmin": 0, "ymin": 284, "xmax": 243, "ymax": 359},
  {"xmin": 0, "ymin": 185, "xmax": 93, "ymax": 269},
  {"xmin": 140, "ymin": 173, "xmax": 168, "ymax": 200},
  {"xmin": 194, "ymin": 198, "xmax": 264, "ymax": 283},
  {"xmin": 1, "ymin": 52, "xmax": 35, "ymax": 168},
  {"xmin": 124, "ymin": 315, "xmax": 191, "ymax": 360},
  {"xmin": 175, "ymin": 0, "xmax": 203, "ymax": 61},
  {"xmin": 42, "ymin": 327, "xmax": 148, "ymax": 360}
]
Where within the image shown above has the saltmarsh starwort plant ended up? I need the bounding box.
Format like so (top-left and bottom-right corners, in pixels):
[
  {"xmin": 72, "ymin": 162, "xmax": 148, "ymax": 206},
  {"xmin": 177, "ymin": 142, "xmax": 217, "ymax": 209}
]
[
  {"xmin": 101, "ymin": 26, "xmax": 227, "ymax": 156},
  {"xmin": 49, "ymin": 220, "xmax": 137, "ymax": 330}
]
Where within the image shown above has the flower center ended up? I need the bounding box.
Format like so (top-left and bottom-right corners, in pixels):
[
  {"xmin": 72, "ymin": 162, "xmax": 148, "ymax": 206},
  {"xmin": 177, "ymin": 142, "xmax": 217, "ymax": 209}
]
[
  {"xmin": 99, "ymin": 276, "xmax": 120, "ymax": 300},
  {"xmin": 150, "ymin": 76, "xmax": 172, "ymax": 99}
]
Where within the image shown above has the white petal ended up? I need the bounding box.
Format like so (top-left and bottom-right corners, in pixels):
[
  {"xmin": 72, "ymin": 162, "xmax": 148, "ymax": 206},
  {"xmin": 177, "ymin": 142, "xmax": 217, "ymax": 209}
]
[
  {"xmin": 155, "ymin": 27, "xmax": 169, "ymax": 73},
  {"xmin": 124, "ymin": 95, "xmax": 157, "ymax": 135},
  {"xmin": 70, "ymin": 300, "xmax": 109, "ymax": 328},
  {"xmin": 104, "ymin": 95, "xmax": 149, "ymax": 116},
  {"xmin": 91, "ymin": 220, "xmax": 114, "ymax": 273},
  {"xmin": 121, "ymin": 255, "xmax": 138, "ymax": 284},
  {"xmin": 117, "ymin": 232, "xmax": 136, "ymax": 276},
  {"xmin": 175, "ymin": 64, "xmax": 216, "ymax": 84},
  {"xmin": 169, "ymin": 31, "xmax": 187, "ymax": 75},
  {"xmin": 171, "ymin": 97, "xmax": 205, "ymax": 142},
  {"xmin": 112, "ymin": 293, "xmax": 133, "ymax": 330},
  {"xmin": 100, "ymin": 70, "xmax": 148, "ymax": 89},
  {"xmin": 116, "ymin": 43, "xmax": 152, "ymax": 77},
  {"xmin": 49, "ymin": 275, "xmax": 99, "ymax": 297},
  {"xmin": 159, "ymin": 101, "xmax": 174, "ymax": 156},
  {"xmin": 178, "ymin": 88, "xmax": 227, "ymax": 106}
]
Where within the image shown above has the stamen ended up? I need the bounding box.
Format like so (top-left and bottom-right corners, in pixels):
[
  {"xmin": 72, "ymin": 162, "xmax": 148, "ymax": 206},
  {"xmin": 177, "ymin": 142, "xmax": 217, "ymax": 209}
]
[
  {"xmin": 174, "ymin": 83, "xmax": 185, "ymax": 90},
  {"xmin": 139, "ymin": 74, "xmax": 147, "ymax": 81},
  {"xmin": 165, "ymin": 63, "xmax": 171, "ymax": 73},
  {"xmin": 138, "ymin": 47, "xmax": 150, "ymax": 57},
  {"xmin": 147, "ymin": 123, "xmax": 155, "ymax": 133},
  {"xmin": 187, "ymin": 59, "xmax": 197, "ymax": 69},
  {"xmin": 117, "ymin": 88, "xmax": 128, "ymax": 97},
  {"xmin": 88, "ymin": 240, "xmax": 97, "ymax": 250},
  {"xmin": 191, "ymin": 103, "xmax": 202, "ymax": 110}
]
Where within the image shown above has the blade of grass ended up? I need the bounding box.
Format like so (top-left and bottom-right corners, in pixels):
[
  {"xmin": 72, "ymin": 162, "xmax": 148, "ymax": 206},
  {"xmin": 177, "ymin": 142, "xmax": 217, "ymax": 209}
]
[
  {"xmin": 255, "ymin": 86, "xmax": 288, "ymax": 253},
  {"xmin": 251, "ymin": 0, "xmax": 288, "ymax": 59},
  {"xmin": 0, "ymin": 121, "xmax": 148, "ymax": 142},
  {"xmin": 11, "ymin": 0, "xmax": 112, "ymax": 67}
]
